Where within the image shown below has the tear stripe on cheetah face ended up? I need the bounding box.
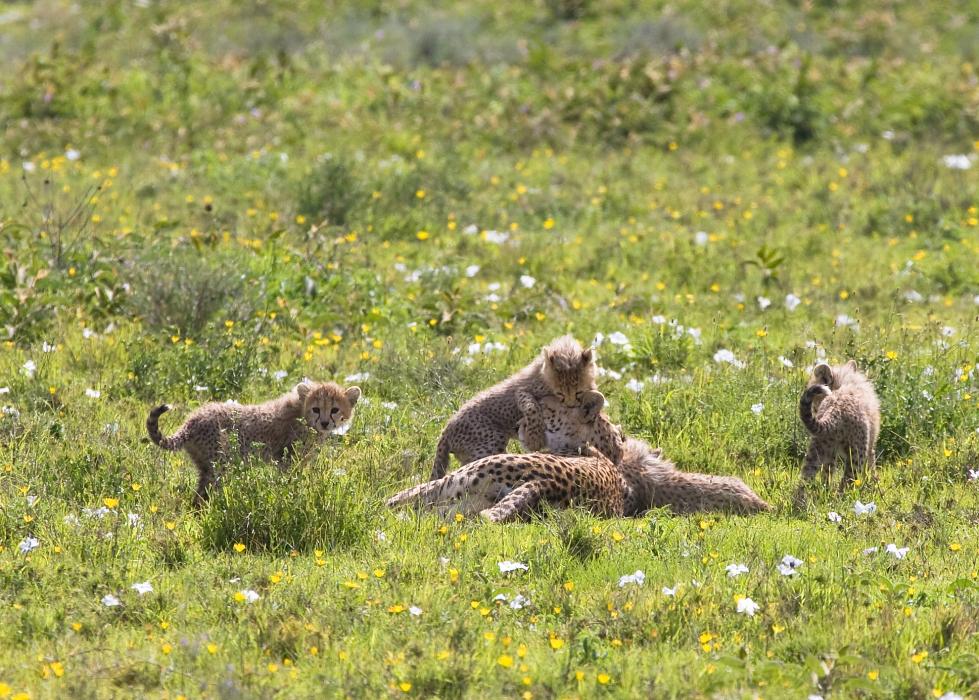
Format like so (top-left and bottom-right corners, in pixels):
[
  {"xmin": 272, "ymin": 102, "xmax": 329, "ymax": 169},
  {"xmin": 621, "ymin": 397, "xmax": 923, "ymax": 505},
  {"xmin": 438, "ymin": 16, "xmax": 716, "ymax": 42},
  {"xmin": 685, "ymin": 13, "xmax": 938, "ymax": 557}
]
[
  {"xmin": 799, "ymin": 359, "xmax": 880, "ymax": 490},
  {"xmin": 430, "ymin": 335, "xmax": 597, "ymax": 479},
  {"xmin": 386, "ymin": 436, "xmax": 768, "ymax": 523},
  {"xmin": 147, "ymin": 381, "xmax": 360, "ymax": 507},
  {"xmin": 521, "ymin": 390, "xmax": 625, "ymax": 464}
]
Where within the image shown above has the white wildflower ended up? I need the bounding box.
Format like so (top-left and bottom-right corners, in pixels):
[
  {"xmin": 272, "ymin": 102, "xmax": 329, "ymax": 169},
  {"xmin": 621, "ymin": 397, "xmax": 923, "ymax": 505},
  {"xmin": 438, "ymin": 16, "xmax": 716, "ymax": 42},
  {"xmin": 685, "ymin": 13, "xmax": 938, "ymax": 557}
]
[
  {"xmin": 625, "ymin": 378, "xmax": 644, "ymax": 393},
  {"xmin": 694, "ymin": 231, "xmax": 709, "ymax": 246},
  {"xmin": 344, "ymin": 372, "xmax": 370, "ymax": 383},
  {"xmin": 750, "ymin": 403, "xmax": 764, "ymax": 415},
  {"xmin": 85, "ymin": 388, "xmax": 101, "ymax": 399},
  {"xmin": 498, "ymin": 561, "xmax": 528, "ymax": 574},
  {"xmin": 409, "ymin": 606, "xmax": 423, "ymax": 616},
  {"xmin": 131, "ymin": 581, "xmax": 153, "ymax": 595},
  {"xmin": 827, "ymin": 511, "xmax": 843, "ymax": 523},
  {"xmin": 102, "ymin": 594, "xmax": 121, "ymax": 607},
  {"xmin": 942, "ymin": 154, "xmax": 972, "ymax": 170},
  {"xmin": 239, "ymin": 589, "xmax": 260, "ymax": 603},
  {"xmin": 713, "ymin": 349, "xmax": 745, "ymax": 368},
  {"xmin": 853, "ymin": 500, "xmax": 877, "ymax": 516},
  {"xmin": 777, "ymin": 554, "xmax": 803, "ymax": 576},
  {"xmin": 483, "ymin": 230, "xmax": 509, "ymax": 244},
  {"xmin": 726, "ymin": 563, "xmax": 749, "ymax": 578},
  {"xmin": 862, "ymin": 547, "xmax": 879, "ymax": 556},
  {"xmin": 22, "ymin": 360, "xmax": 37, "ymax": 378},
  {"xmin": 19, "ymin": 537, "xmax": 40, "ymax": 554},
  {"xmin": 784, "ymin": 293, "xmax": 801, "ymax": 311},
  {"xmin": 736, "ymin": 597, "xmax": 760, "ymax": 616},
  {"xmin": 885, "ymin": 543, "xmax": 909, "ymax": 560},
  {"xmin": 465, "ymin": 264, "xmax": 480, "ymax": 278},
  {"xmin": 617, "ymin": 570, "xmax": 645, "ymax": 587},
  {"xmin": 757, "ymin": 296, "xmax": 771, "ymax": 310},
  {"xmin": 66, "ymin": 148, "xmax": 81, "ymax": 161},
  {"xmin": 273, "ymin": 370, "xmax": 288, "ymax": 381},
  {"xmin": 608, "ymin": 331, "xmax": 630, "ymax": 346},
  {"xmin": 778, "ymin": 356, "xmax": 794, "ymax": 368},
  {"xmin": 662, "ymin": 586, "xmax": 677, "ymax": 597}
]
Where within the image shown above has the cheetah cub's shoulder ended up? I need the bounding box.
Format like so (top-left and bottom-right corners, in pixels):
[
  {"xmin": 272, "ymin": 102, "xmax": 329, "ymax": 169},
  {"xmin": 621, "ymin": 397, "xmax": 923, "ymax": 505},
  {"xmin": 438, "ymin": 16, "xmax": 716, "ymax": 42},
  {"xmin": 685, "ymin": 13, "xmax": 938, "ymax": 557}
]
[
  {"xmin": 430, "ymin": 335, "xmax": 597, "ymax": 478},
  {"xmin": 799, "ymin": 360, "xmax": 880, "ymax": 490},
  {"xmin": 147, "ymin": 381, "xmax": 360, "ymax": 507}
]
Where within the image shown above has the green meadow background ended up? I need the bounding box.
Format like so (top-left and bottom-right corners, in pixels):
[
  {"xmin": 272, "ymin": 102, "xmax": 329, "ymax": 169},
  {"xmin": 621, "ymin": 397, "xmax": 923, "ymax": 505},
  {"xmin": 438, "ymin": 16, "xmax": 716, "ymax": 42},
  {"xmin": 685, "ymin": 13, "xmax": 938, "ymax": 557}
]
[{"xmin": 1, "ymin": 1, "xmax": 978, "ymax": 697}]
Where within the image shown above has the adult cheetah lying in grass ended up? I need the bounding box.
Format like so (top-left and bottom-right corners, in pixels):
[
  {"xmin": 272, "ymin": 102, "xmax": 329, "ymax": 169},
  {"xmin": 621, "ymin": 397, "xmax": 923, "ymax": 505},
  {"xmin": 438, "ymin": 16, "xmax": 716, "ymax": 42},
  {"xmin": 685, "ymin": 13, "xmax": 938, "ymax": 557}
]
[
  {"xmin": 388, "ymin": 392, "xmax": 768, "ymax": 522},
  {"xmin": 148, "ymin": 381, "xmax": 360, "ymax": 506},
  {"xmin": 799, "ymin": 360, "xmax": 880, "ymax": 491},
  {"xmin": 430, "ymin": 335, "xmax": 597, "ymax": 479}
]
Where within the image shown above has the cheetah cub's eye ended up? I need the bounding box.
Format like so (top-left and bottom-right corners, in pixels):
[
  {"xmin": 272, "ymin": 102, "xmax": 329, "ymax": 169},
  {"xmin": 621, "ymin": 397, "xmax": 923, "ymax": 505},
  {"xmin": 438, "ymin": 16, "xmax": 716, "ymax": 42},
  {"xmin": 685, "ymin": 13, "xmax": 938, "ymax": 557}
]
[
  {"xmin": 312, "ymin": 407, "xmax": 320, "ymax": 414},
  {"xmin": 330, "ymin": 407, "xmax": 339, "ymax": 415}
]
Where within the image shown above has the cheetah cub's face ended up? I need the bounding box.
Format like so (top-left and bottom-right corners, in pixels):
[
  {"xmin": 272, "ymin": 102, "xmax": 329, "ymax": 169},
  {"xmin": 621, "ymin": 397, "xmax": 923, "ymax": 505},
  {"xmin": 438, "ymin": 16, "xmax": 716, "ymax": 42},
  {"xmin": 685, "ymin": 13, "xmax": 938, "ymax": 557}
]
[
  {"xmin": 541, "ymin": 336, "xmax": 596, "ymax": 408},
  {"xmin": 297, "ymin": 382, "xmax": 361, "ymax": 435}
]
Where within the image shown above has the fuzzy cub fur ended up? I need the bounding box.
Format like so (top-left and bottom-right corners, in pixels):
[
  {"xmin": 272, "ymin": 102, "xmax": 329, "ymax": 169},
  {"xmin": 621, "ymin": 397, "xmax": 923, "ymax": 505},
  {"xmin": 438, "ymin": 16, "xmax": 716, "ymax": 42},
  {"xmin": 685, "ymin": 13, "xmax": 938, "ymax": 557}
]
[
  {"xmin": 799, "ymin": 360, "xmax": 880, "ymax": 489},
  {"xmin": 430, "ymin": 335, "xmax": 596, "ymax": 479},
  {"xmin": 147, "ymin": 381, "xmax": 360, "ymax": 506}
]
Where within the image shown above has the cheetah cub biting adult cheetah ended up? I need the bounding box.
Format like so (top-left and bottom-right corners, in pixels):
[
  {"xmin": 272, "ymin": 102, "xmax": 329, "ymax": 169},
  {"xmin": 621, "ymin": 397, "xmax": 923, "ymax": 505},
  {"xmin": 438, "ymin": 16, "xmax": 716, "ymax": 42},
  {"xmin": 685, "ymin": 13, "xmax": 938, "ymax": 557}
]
[
  {"xmin": 430, "ymin": 335, "xmax": 597, "ymax": 479},
  {"xmin": 799, "ymin": 360, "xmax": 880, "ymax": 490},
  {"xmin": 389, "ymin": 392, "xmax": 768, "ymax": 522},
  {"xmin": 147, "ymin": 381, "xmax": 360, "ymax": 506}
]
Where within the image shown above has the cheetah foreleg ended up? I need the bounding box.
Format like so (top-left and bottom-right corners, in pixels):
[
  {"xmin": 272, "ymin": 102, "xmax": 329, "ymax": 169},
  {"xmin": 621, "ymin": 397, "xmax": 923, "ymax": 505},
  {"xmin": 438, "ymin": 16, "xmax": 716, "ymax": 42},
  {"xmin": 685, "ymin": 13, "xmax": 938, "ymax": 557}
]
[
  {"xmin": 516, "ymin": 390, "xmax": 546, "ymax": 452},
  {"xmin": 480, "ymin": 480, "xmax": 546, "ymax": 523}
]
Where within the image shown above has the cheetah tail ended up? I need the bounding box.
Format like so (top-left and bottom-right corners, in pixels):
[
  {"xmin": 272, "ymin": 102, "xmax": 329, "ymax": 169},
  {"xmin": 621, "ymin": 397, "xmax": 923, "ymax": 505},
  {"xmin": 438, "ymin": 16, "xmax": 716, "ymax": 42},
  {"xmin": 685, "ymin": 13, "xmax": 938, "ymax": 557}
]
[
  {"xmin": 799, "ymin": 384, "xmax": 833, "ymax": 435},
  {"xmin": 385, "ymin": 477, "xmax": 452, "ymax": 510},
  {"xmin": 146, "ymin": 404, "xmax": 186, "ymax": 450},
  {"xmin": 430, "ymin": 432, "xmax": 451, "ymax": 480}
]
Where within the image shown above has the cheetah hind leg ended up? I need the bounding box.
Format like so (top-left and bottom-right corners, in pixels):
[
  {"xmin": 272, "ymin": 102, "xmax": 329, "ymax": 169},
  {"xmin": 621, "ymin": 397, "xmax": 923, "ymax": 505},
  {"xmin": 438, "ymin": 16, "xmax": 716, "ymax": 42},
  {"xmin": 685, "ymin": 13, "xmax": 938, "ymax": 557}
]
[{"xmin": 480, "ymin": 481, "xmax": 546, "ymax": 523}]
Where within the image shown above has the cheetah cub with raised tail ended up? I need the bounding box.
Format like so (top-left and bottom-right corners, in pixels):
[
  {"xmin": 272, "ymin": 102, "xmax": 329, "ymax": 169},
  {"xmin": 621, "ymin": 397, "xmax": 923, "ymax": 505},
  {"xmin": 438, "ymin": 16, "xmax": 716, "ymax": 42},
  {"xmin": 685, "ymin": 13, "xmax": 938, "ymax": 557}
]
[
  {"xmin": 430, "ymin": 335, "xmax": 596, "ymax": 479},
  {"xmin": 799, "ymin": 360, "xmax": 880, "ymax": 490},
  {"xmin": 147, "ymin": 381, "xmax": 361, "ymax": 506}
]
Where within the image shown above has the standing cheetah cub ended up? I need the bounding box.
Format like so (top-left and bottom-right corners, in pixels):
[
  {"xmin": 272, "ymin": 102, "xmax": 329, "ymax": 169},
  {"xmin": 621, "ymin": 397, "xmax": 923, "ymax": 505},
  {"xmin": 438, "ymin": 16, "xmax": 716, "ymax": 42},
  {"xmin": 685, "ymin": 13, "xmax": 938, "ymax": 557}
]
[
  {"xmin": 147, "ymin": 381, "xmax": 360, "ymax": 506},
  {"xmin": 799, "ymin": 360, "xmax": 880, "ymax": 490},
  {"xmin": 430, "ymin": 335, "xmax": 596, "ymax": 479}
]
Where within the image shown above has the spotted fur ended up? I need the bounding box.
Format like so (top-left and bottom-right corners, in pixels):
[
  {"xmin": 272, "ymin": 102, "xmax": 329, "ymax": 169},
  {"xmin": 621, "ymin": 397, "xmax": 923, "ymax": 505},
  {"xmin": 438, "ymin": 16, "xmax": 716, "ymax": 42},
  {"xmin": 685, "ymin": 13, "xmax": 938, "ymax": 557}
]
[
  {"xmin": 521, "ymin": 391, "xmax": 624, "ymax": 464},
  {"xmin": 799, "ymin": 360, "xmax": 880, "ymax": 489},
  {"xmin": 147, "ymin": 381, "xmax": 360, "ymax": 506},
  {"xmin": 389, "ymin": 416, "xmax": 768, "ymax": 523},
  {"xmin": 430, "ymin": 335, "xmax": 596, "ymax": 479}
]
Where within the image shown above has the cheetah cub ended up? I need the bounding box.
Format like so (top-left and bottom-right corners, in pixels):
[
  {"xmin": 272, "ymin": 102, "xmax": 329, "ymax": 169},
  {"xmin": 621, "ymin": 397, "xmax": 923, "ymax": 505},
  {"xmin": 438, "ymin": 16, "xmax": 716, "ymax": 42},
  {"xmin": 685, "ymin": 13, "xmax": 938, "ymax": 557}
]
[
  {"xmin": 430, "ymin": 335, "xmax": 596, "ymax": 479},
  {"xmin": 147, "ymin": 381, "xmax": 360, "ymax": 506},
  {"xmin": 799, "ymin": 360, "xmax": 880, "ymax": 490}
]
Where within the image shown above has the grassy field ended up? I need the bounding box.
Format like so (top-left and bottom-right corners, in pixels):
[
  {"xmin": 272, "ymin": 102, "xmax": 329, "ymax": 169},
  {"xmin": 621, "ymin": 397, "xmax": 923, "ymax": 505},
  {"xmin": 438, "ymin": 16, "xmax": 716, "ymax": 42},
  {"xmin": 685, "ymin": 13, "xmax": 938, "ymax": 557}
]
[{"xmin": 1, "ymin": 1, "xmax": 978, "ymax": 697}]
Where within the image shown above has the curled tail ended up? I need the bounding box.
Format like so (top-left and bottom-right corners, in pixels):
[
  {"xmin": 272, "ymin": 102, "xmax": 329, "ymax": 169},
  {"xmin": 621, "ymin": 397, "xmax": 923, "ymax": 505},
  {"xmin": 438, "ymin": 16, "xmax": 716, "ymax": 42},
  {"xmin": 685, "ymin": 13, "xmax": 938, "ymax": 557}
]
[
  {"xmin": 430, "ymin": 433, "xmax": 452, "ymax": 480},
  {"xmin": 799, "ymin": 384, "xmax": 833, "ymax": 435},
  {"xmin": 147, "ymin": 404, "xmax": 188, "ymax": 450},
  {"xmin": 655, "ymin": 471, "xmax": 770, "ymax": 514}
]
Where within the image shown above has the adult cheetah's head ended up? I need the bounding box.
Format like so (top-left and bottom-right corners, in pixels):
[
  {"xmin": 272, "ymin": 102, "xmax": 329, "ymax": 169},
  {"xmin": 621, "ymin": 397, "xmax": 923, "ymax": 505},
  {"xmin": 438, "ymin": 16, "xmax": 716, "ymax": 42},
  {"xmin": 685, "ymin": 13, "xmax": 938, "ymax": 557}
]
[
  {"xmin": 541, "ymin": 390, "xmax": 625, "ymax": 464},
  {"xmin": 540, "ymin": 335, "xmax": 596, "ymax": 407},
  {"xmin": 296, "ymin": 382, "xmax": 361, "ymax": 435}
]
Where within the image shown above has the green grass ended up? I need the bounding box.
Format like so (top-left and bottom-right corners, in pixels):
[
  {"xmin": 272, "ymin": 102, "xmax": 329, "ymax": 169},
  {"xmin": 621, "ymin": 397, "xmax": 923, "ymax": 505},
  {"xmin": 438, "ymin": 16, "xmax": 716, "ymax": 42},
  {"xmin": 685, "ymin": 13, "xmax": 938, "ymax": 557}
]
[{"xmin": 1, "ymin": 0, "xmax": 978, "ymax": 697}]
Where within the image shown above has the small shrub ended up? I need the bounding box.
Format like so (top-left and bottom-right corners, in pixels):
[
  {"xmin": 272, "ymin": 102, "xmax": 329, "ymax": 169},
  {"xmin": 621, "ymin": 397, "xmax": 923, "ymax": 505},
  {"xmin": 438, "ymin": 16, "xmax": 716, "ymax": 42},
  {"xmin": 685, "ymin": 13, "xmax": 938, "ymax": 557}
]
[
  {"xmin": 199, "ymin": 457, "xmax": 376, "ymax": 554},
  {"xmin": 296, "ymin": 155, "xmax": 364, "ymax": 228}
]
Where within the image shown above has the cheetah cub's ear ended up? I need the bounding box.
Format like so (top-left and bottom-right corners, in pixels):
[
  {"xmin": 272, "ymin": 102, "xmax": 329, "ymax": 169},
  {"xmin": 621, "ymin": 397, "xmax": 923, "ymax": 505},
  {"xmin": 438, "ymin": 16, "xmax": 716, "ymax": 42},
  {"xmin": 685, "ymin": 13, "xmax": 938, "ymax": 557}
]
[
  {"xmin": 295, "ymin": 382, "xmax": 312, "ymax": 400},
  {"xmin": 580, "ymin": 346, "xmax": 595, "ymax": 366},
  {"xmin": 580, "ymin": 390, "xmax": 606, "ymax": 422},
  {"xmin": 345, "ymin": 386, "xmax": 362, "ymax": 406},
  {"xmin": 813, "ymin": 362, "xmax": 833, "ymax": 386},
  {"xmin": 844, "ymin": 359, "xmax": 858, "ymax": 371}
]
